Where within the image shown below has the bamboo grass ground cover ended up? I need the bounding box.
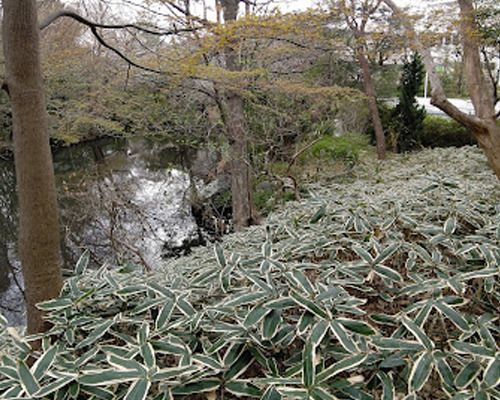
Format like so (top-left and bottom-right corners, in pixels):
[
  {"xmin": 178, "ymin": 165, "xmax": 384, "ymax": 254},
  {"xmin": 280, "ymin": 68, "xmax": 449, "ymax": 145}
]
[{"xmin": 1, "ymin": 146, "xmax": 499, "ymax": 399}]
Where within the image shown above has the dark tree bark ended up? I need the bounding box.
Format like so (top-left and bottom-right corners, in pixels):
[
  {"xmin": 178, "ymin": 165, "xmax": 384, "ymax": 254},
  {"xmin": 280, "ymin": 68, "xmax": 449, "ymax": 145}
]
[
  {"xmin": 341, "ymin": 0, "xmax": 387, "ymax": 160},
  {"xmin": 219, "ymin": 0, "xmax": 260, "ymax": 230},
  {"xmin": 383, "ymin": 0, "xmax": 500, "ymax": 178},
  {"xmin": 2, "ymin": 0, "xmax": 63, "ymax": 334},
  {"xmin": 357, "ymin": 48, "xmax": 386, "ymax": 159}
]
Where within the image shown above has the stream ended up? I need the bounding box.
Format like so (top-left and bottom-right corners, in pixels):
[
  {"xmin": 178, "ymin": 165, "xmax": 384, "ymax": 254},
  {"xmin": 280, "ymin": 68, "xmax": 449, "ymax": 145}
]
[{"xmin": 0, "ymin": 137, "xmax": 229, "ymax": 326}]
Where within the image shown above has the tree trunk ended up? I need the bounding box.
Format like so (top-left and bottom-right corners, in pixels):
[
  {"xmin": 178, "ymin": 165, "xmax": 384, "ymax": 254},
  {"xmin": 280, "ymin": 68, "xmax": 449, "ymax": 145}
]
[
  {"xmin": 2, "ymin": 0, "xmax": 63, "ymax": 334},
  {"xmin": 358, "ymin": 49, "xmax": 386, "ymax": 160},
  {"xmin": 474, "ymin": 123, "xmax": 500, "ymax": 177},
  {"xmin": 220, "ymin": 0, "xmax": 259, "ymax": 230},
  {"xmin": 457, "ymin": 0, "xmax": 495, "ymax": 119},
  {"xmin": 382, "ymin": 0, "xmax": 500, "ymax": 178},
  {"xmin": 456, "ymin": 0, "xmax": 500, "ymax": 178}
]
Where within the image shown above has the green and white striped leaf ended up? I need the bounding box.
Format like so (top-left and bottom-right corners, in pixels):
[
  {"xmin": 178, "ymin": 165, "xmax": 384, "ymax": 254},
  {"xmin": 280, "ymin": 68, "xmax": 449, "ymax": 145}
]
[
  {"xmin": 378, "ymin": 371, "xmax": 395, "ymax": 400},
  {"xmin": 214, "ymin": 243, "xmax": 226, "ymax": 268},
  {"xmin": 455, "ymin": 361, "xmax": 482, "ymax": 389},
  {"xmin": 0, "ymin": 366, "xmax": 18, "ymax": 380},
  {"xmin": 224, "ymin": 351, "xmax": 254, "ymax": 381},
  {"xmin": 337, "ymin": 318, "xmax": 378, "ymax": 336},
  {"xmin": 483, "ymin": 355, "xmax": 500, "ymax": 388},
  {"xmin": 244, "ymin": 304, "xmax": 271, "ymax": 328},
  {"xmin": 107, "ymin": 354, "xmax": 147, "ymax": 375},
  {"xmin": 373, "ymin": 265, "xmax": 403, "ymax": 283},
  {"xmin": 290, "ymin": 292, "xmax": 329, "ymax": 319},
  {"xmin": 80, "ymin": 385, "xmax": 115, "ymax": 400},
  {"xmin": 124, "ymin": 379, "xmax": 151, "ymax": 400},
  {"xmin": 76, "ymin": 319, "xmax": 114, "ymax": 349},
  {"xmin": 408, "ymin": 352, "xmax": 433, "ymax": 392},
  {"xmin": 35, "ymin": 375, "xmax": 76, "ymax": 398},
  {"xmin": 18, "ymin": 360, "xmax": 40, "ymax": 396},
  {"xmin": 444, "ymin": 217, "xmax": 457, "ymax": 236},
  {"xmin": 450, "ymin": 341, "xmax": 495, "ymax": 357},
  {"xmin": 151, "ymin": 365, "xmax": 199, "ymax": 381},
  {"xmin": 262, "ymin": 310, "xmax": 282, "ymax": 340},
  {"xmin": 225, "ymin": 381, "xmax": 261, "ymax": 397},
  {"xmin": 286, "ymin": 270, "xmax": 315, "ymax": 295},
  {"xmin": 316, "ymin": 353, "xmax": 367, "ymax": 383},
  {"xmin": 353, "ymin": 247, "xmax": 373, "ymax": 264},
  {"xmin": 192, "ymin": 354, "xmax": 223, "ymax": 371},
  {"xmin": 225, "ymin": 292, "xmax": 267, "ymax": 308},
  {"xmin": 277, "ymin": 386, "xmax": 309, "ymax": 399},
  {"xmin": 171, "ymin": 379, "xmax": 220, "ymax": 395},
  {"xmin": 155, "ymin": 299, "xmax": 175, "ymax": 331},
  {"xmin": 297, "ymin": 312, "xmax": 315, "ymax": 335},
  {"xmin": 32, "ymin": 344, "xmax": 58, "ymax": 380},
  {"xmin": 262, "ymin": 386, "xmax": 282, "ymax": 400},
  {"xmin": 79, "ymin": 369, "xmax": 141, "ymax": 386},
  {"xmin": 303, "ymin": 340, "xmax": 315, "ymax": 388},
  {"xmin": 75, "ymin": 249, "xmax": 90, "ymax": 275},
  {"xmin": 310, "ymin": 320, "xmax": 329, "ymax": 347},
  {"xmin": 402, "ymin": 317, "xmax": 434, "ymax": 350},
  {"xmin": 330, "ymin": 320, "xmax": 358, "ymax": 353},
  {"xmin": 264, "ymin": 297, "xmax": 296, "ymax": 310},
  {"xmin": 435, "ymin": 355, "xmax": 455, "ymax": 390},
  {"xmin": 374, "ymin": 243, "xmax": 400, "ymax": 264},
  {"xmin": 434, "ymin": 302, "xmax": 469, "ymax": 332},
  {"xmin": 140, "ymin": 343, "xmax": 156, "ymax": 369},
  {"xmin": 37, "ymin": 297, "xmax": 73, "ymax": 311},
  {"xmin": 372, "ymin": 337, "xmax": 426, "ymax": 351},
  {"xmin": 311, "ymin": 387, "xmax": 338, "ymax": 400}
]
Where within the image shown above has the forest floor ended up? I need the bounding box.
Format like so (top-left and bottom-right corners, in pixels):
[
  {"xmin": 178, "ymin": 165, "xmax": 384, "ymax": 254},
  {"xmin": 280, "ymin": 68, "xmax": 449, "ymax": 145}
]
[
  {"xmin": 1, "ymin": 145, "xmax": 499, "ymax": 400},
  {"xmin": 167, "ymin": 145, "xmax": 498, "ymax": 274}
]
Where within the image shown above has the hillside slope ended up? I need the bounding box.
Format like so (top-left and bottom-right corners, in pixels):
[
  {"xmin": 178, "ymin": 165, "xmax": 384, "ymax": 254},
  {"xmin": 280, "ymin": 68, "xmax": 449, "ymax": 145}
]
[{"xmin": 1, "ymin": 146, "xmax": 499, "ymax": 400}]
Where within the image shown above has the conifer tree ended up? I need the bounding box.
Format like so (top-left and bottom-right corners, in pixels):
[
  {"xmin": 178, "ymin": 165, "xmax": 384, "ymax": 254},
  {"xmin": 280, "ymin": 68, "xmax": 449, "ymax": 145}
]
[{"xmin": 393, "ymin": 52, "xmax": 426, "ymax": 152}]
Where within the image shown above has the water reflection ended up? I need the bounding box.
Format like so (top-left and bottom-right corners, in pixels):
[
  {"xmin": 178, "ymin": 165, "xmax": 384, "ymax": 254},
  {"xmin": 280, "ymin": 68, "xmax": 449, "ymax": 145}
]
[
  {"xmin": 0, "ymin": 162, "xmax": 24, "ymax": 326},
  {"xmin": 57, "ymin": 138, "xmax": 201, "ymax": 269},
  {"xmin": 0, "ymin": 137, "xmax": 219, "ymax": 325}
]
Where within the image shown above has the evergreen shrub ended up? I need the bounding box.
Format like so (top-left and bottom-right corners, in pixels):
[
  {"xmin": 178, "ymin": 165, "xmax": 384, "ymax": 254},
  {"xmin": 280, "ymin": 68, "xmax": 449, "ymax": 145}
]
[
  {"xmin": 308, "ymin": 134, "xmax": 369, "ymax": 164},
  {"xmin": 420, "ymin": 116, "xmax": 476, "ymax": 148}
]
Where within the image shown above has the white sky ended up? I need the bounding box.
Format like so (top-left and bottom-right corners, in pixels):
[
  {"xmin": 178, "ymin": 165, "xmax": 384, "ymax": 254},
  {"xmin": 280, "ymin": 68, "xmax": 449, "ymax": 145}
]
[
  {"xmin": 76, "ymin": 0, "xmax": 439, "ymax": 27},
  {"xmin": 277, "ymin": 0, "xmax": 412, "ymax": 12}
]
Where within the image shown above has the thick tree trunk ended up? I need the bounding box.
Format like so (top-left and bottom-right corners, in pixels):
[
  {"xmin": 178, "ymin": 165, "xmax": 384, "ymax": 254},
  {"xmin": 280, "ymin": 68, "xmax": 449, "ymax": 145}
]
[
  {"xmin": 2, "ymin": 0, "xmax": 63, "ymax": 333},
  {"xmin": 358, "ymin": 49, "xmax": 386, "ymax": 160},
  {"xmin": 457, "ymin": 0, "xmax": 495, "ymax": 119},
  {"xmin": 220, "ymin": 0, "xmax": 259, "ymax": 230},
  {"xmin": 475, "ymin": 123, "xmax": 500, "ymax": 177},
  {"xmin": 226, "ymin": 94, "xmax": 258, "ymax": 229},
  {"xmin": 456, "ymin": 0, "xmax": 500, "ymax": 178}
]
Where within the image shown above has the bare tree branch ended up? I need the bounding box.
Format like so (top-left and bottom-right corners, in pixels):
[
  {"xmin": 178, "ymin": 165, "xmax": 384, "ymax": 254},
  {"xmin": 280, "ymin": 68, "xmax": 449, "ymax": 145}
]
[
  {"xmin": 89, "ymin": 26, "xmax": 163, "ymax": 73},
  {"xmin": 481, "ymin": 46, "xmax": 499, "ymax": 106},
  {"xmin": 40, "ymin": 9, "xmax": 207, "ymax": 75},
  {"xmin": 40, "ymin": 9, "xmax": 203, "ymax": 34}
]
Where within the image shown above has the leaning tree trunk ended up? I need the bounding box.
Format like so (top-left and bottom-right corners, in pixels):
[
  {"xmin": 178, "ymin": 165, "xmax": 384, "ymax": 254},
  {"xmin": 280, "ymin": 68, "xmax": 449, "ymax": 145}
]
[
  {"xmin": 457, "ymin": 0, "xmax": 500, "ymax": 177},
  {"xmin": 382, "ymin": 0, "xmax": 500, "ymax": 178},
  {"xmin": 2, "ymin": 0, "xmax": 63, "ymax": 334},
  {"xmin": 358, "ymin": 47, "xmax": 386, "ymax": 160},
  {"xmin": 220, "ymin": 0, "xmax": 259, "ymax": 230}
]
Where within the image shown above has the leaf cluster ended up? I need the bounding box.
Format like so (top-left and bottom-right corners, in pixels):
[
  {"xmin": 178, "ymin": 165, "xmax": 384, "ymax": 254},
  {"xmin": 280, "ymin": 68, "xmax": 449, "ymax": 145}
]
[{"xmin": 0, "ymin": 146, "xmax": 499, "ymax": 399}]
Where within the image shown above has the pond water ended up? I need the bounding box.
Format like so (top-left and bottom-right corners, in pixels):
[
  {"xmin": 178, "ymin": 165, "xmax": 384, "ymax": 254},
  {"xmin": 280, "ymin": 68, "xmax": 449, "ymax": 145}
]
[{"xmin": 0, "ymin": 137, "xmax": 227, "ymax": 326}]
